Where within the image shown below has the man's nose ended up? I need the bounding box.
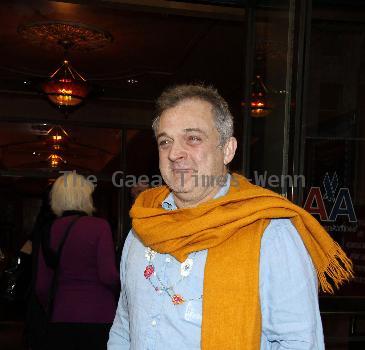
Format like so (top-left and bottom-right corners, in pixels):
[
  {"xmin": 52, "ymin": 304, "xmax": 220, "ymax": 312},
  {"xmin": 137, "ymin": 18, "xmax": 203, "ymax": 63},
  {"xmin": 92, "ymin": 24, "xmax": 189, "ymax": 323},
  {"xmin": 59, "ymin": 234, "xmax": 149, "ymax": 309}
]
[{"xmin": 168, "ymin": 141, "xmax": 187, "ymax": 161}]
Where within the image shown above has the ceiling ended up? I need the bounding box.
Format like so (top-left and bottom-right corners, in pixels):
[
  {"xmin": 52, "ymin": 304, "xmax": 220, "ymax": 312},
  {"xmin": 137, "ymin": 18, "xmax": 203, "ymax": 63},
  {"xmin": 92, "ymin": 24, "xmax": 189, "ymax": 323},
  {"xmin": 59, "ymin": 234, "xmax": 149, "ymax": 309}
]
[
  {"xmin": 0, "ymin": 0, "xmax": 246, "ymax": 174},
  {"xmin": 0, "ymin": 0, "xmax": 364, "ymax": 176},
  {"xmin": 0, "ymin": 0, "xmax": 246, "ymax": 103}
]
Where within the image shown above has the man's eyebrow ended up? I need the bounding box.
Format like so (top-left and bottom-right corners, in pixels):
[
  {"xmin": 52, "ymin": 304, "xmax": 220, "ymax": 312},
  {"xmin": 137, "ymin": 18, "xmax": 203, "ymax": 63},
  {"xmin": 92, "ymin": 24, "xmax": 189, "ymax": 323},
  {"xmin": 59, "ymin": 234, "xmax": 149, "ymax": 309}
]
[
  {"xmin": 157, "ymin": 132, "xmax": 169, "ymax": 139},
  {"xmin": 157, "ymin": 129, "xmax": 207, "ymax": 139},
  {"xmin": 184, "ymin": 128, "xmax": 208, "ymax": 137}
]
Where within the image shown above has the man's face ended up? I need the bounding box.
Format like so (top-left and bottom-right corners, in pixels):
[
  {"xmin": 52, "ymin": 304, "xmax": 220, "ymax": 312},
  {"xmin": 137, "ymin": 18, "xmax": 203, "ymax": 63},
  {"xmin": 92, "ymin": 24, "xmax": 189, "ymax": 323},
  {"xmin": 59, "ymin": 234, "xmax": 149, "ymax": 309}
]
[{"xmin": 157, "ymin": 98, "xmax": 236, "ymax": 207}]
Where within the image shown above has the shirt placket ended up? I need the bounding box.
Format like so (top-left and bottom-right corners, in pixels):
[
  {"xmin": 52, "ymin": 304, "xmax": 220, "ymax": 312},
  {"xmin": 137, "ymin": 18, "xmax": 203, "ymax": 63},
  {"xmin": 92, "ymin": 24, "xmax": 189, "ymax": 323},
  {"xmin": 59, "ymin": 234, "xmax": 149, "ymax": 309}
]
[{"xmin": 145, "ymin": 252, "xmax": 168, "ymax": 350}]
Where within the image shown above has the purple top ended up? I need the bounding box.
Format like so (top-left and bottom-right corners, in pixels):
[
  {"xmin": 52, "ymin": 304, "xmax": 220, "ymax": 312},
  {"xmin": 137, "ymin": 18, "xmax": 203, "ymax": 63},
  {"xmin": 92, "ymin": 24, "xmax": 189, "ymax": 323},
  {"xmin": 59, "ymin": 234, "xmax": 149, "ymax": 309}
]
[{"xmin": 36, "ymin": 215, "xmax": 120, "ymax": 323}]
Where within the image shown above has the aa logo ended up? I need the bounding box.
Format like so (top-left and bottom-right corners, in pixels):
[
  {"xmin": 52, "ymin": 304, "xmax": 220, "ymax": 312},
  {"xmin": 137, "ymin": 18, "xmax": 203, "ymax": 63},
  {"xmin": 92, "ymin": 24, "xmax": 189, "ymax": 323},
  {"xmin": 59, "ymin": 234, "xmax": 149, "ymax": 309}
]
[{"xmin": 303, "ymin": 172, "xmax": 357, "ymax": 223}]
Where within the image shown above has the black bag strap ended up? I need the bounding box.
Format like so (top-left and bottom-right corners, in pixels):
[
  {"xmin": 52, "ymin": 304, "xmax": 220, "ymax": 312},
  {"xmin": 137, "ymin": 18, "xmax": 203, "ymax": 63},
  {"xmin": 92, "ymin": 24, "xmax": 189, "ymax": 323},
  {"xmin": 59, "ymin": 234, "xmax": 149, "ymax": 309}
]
[{"xmin": 46, "ymin": 215, "xmax": 81, "ymax": 320}]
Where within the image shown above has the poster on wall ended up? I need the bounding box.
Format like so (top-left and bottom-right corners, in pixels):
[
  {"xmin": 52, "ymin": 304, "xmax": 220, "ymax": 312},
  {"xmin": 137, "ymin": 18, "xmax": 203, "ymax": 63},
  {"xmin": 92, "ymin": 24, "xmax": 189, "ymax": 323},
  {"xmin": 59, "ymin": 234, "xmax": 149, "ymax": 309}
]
[{"xmin": 304, "ymin": 138, "xmax": 364, "ymax": 296}]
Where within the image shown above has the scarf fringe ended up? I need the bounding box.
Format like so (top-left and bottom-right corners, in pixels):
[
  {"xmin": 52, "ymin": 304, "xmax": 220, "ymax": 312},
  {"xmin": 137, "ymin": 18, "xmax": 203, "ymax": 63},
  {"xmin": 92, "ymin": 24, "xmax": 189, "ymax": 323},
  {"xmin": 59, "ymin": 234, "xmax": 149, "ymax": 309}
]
[{"xmin": 318, "ymin": 241, "xmax": 354, "ymax": 294}]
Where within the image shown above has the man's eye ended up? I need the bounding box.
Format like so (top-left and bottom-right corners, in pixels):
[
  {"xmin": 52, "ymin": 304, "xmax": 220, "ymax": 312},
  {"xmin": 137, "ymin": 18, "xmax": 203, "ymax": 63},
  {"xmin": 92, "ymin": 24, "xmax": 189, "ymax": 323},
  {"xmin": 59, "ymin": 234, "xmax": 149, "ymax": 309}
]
[
  {"xmin": 159, "ymin": 139, "xmax": 170, "ymax": 147},
  {"xmin": 188, "ymin": 136, "xmax": 202, "ymax": 143}
]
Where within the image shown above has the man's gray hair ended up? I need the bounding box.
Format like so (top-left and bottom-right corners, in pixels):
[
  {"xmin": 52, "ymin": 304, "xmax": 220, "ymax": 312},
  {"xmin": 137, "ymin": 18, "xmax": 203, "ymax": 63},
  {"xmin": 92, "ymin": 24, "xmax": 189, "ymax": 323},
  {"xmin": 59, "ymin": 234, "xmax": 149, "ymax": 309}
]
[{"xmin": 152, "ymin": 84, "xmax": 234, "ymax": 146}]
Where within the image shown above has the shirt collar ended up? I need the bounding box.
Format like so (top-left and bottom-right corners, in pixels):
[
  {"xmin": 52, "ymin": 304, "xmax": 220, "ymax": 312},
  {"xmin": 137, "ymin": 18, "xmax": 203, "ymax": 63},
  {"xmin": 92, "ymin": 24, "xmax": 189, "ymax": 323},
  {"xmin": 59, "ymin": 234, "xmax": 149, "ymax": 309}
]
[{"xmin": 162, "ymin": 173, "xmax": 231, "ymax": 211}]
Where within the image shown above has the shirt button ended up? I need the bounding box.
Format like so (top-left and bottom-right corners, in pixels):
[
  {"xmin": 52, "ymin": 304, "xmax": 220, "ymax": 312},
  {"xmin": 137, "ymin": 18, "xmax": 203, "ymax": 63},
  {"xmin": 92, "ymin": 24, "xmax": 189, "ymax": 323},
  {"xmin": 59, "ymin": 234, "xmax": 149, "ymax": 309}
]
[
  {"xmin": 151, "ymin": 319, "xmax": 157, "ymax": 326},
  {"xmin": 165, "ymin": 257, "xmax": 171, "ymax": 263}
]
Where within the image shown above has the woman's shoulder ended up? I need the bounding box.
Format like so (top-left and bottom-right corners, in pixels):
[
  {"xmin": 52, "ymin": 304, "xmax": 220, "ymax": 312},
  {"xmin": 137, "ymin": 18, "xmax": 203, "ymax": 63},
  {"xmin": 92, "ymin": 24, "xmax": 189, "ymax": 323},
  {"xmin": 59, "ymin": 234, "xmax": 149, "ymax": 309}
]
[{"xmin": 79, "ymin": 216, "xmax": 112, "ymax": 232}]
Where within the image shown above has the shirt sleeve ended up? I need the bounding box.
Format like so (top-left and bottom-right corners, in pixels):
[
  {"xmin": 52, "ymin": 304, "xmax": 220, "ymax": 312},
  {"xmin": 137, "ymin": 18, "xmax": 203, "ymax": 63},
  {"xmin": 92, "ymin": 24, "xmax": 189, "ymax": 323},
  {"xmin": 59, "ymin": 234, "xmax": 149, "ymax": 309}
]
[
  {"xmin": 259, "ymin": 219, "xmax": 324, "ymax": 350},
  {"xmin": 108, "ymin": 230, "xmax": 133, "ymax": 349}
]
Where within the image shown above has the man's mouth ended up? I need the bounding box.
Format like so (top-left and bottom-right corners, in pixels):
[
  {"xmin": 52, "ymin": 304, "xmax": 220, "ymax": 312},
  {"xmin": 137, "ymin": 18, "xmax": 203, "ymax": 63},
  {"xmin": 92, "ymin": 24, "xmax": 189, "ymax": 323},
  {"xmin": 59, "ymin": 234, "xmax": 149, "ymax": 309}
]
[{"xmin": 172, "ymin": 168, "xmax": 195, "ymax": 173}]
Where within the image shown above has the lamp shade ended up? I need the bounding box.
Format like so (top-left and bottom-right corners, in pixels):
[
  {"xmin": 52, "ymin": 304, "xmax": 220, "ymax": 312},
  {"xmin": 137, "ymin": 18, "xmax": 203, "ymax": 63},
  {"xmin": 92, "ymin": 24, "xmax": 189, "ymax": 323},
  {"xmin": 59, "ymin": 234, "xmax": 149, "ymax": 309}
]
[
  {"xmin": 42, "ymin": 59, "xmax": 89, "ymax": 108},
  {"xmin": 242, "ymin": 75, "xmax": 272, "ymax": 117},
  {"xmin": 48, "ymin": 154, "xmax": 64, "ymax": 168}
]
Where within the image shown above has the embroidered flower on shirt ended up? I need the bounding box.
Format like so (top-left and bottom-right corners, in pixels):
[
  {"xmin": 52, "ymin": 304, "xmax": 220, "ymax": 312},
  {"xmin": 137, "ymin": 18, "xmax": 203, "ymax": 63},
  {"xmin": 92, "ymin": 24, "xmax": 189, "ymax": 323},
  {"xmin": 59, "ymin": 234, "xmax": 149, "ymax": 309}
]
[
  {"xmin": 180, "ymin": 258, "xmax": 194, "ymax": 277},
  {"xmin": 145, "ymin": 247, "xmax": 157, "ymax": 262},
  {"xmin": 172, "ymin": 294, "xmax": 185, "ymax": 305},
  {"xmin": 144, "ymin": 265, "xmax": 155, "ymax": 279}
]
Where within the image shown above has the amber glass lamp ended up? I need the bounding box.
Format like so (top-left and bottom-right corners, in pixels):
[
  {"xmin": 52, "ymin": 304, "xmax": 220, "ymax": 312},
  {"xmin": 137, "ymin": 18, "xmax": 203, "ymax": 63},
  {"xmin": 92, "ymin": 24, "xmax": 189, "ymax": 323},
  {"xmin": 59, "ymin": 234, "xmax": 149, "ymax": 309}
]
[
  {"xmin": 42, "ymin": 58, "xmax": 89, "ymax": 109},
  {"xmin": 243, "ymin": 75, "xmax": 272, "ymax": 118},
  {"xmin": 18, "ymin": 21, "xmax": 113, "ymax": 114},
  {"xmin": 48, "ymin": 154, "xmax": 64, "ymax": 168}
]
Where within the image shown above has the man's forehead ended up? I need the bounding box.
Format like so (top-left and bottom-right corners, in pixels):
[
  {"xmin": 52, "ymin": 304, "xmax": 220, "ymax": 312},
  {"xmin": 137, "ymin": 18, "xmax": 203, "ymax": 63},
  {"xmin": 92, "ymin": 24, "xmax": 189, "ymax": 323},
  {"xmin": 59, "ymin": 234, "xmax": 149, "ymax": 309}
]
[
  {"xmin": 160, "ymin": 100, "xmax": 214, "ymax": 124},
  {"xmin": 164, "ymin": 98, "xmax": 212, "ymax": 114},
  {"xmin": 157, "ymin": 118, "xmax": 214, "ymax": 136}
]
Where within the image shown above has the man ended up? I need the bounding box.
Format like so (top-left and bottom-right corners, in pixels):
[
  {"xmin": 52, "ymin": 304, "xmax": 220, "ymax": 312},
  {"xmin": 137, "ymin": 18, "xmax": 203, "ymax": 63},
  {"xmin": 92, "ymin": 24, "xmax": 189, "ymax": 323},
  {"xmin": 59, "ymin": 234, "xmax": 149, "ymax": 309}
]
[{"xmin": 108, "ymin": 84, "xmax": 352, "ymax": 349}]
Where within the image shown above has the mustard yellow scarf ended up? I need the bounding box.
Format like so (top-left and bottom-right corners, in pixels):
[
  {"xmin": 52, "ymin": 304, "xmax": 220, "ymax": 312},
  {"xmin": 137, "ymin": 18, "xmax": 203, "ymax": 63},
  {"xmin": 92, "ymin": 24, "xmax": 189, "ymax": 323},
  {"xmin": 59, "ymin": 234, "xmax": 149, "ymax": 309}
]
[{"xmin": 130, "ymin": 173, "xmax": 353, "ymax": 349}]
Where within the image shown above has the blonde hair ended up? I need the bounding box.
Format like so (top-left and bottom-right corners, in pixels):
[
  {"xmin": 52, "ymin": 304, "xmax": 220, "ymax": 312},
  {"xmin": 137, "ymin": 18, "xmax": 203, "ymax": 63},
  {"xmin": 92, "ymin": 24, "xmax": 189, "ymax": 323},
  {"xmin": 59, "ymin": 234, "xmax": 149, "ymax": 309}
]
[{"xmin": 50, "ymin": 172, "xmax": 95, "ymax": 216}]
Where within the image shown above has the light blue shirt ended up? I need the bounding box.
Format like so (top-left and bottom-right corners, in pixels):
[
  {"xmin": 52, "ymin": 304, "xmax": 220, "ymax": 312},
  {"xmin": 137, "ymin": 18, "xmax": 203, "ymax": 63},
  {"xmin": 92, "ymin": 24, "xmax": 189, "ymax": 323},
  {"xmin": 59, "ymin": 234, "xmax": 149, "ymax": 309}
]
[{"xmin": 108, "ymin": 176, "xmax": 324, "ymax": 349}]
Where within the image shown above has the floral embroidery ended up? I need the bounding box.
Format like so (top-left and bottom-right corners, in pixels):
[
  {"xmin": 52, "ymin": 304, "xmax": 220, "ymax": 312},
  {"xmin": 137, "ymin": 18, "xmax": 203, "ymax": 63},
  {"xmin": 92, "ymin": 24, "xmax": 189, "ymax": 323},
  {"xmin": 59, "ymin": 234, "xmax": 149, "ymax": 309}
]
[
  {"xmin": 144, "ymin": 265, "xmax": 154, "ymax": 279},
  {"xmin": 172, "ymin": 294, "xmax": 185, "ymax": 305},
  {"xmin": 144, "ymin": 246, "xmax": 201, "ymax": 305},
  {"xmin": 180, "ymin": 258, "xmax": 194, "ymax": 277}
]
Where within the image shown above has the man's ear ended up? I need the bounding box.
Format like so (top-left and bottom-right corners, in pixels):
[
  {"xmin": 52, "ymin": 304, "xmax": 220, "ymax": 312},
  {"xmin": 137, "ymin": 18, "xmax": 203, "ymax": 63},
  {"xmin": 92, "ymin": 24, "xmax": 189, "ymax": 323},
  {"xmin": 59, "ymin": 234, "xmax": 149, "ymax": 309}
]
[{"xmin": 223, "ymin": 137, "xmax": 237, "ymax": 165}]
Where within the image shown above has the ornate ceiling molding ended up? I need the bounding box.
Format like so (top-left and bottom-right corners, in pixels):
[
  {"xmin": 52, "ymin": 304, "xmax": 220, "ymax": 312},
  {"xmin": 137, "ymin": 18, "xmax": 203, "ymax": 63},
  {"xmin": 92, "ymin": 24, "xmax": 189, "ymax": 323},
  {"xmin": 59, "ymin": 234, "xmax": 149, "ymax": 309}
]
[{"xmin": 18, "ymin": 21, "xmax": 113, "ymax": 52}]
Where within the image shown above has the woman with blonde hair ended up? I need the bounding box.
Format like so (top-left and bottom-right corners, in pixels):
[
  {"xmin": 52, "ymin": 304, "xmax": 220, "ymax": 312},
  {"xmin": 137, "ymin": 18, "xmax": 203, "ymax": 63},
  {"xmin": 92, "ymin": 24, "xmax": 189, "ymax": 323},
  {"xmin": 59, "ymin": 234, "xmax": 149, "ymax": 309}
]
[{"xmin": 35, "ymin": 172, "xmax": 119, "ymax": 350}]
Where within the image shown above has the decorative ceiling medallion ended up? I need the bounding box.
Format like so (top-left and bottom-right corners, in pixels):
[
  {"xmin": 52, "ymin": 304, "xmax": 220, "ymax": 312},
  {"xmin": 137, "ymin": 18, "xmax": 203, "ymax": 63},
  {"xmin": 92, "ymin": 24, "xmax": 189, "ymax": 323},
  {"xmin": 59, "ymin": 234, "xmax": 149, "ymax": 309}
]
[{"xmin": 18, "ymin": 21, "xmax": 113, "ymax": 52}]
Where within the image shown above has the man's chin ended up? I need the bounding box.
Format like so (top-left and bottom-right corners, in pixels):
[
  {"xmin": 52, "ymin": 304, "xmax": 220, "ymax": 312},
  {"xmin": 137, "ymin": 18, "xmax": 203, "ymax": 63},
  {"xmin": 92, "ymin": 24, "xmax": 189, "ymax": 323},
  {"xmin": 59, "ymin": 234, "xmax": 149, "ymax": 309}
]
[
  {"xmin": 164, "ymin": 173, "xmax": 194, "ymax": 190},
  {"xmin": 168, "ymin": 183, "xmax": 193, "ymax": 194},
  {"xmin": 165, "ymin": 178, "xmax": 195, "ymax": 194}
]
